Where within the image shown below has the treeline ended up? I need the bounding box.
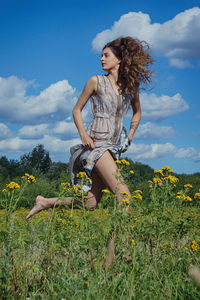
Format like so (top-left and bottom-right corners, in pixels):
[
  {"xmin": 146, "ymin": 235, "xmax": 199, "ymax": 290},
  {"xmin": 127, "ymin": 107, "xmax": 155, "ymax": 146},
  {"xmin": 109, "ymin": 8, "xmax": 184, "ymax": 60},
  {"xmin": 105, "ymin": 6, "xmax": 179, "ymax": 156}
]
[
  {"xmin": 0, "ymin": 144, "xmax": 199, "ymax": 195},
  {"xmin": 0, "ymin": 144, "xmax": 70, "ymax": 185}
]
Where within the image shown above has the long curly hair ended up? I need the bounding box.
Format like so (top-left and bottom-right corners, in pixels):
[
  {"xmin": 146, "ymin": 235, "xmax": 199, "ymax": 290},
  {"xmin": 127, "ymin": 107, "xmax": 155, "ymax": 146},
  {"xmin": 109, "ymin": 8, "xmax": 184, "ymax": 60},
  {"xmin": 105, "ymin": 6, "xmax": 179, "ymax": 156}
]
[{"xmin": 103, "ymin": 36, "xmax": 154, "ymax": 94}]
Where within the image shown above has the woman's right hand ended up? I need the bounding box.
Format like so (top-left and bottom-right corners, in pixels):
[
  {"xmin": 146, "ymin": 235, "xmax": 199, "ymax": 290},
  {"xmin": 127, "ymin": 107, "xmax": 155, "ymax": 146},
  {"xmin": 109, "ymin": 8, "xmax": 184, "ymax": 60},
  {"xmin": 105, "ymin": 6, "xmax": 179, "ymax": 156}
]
[{"xmin": 81, "ymin": 133, "xmax": 95, "ymax": 149}]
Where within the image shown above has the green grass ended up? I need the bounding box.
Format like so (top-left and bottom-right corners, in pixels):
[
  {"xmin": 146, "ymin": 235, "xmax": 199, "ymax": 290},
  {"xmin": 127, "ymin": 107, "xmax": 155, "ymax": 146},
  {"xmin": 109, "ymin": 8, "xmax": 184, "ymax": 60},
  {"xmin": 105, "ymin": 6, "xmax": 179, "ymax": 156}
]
[
  {"xmin": 0, "ymin": 164, "xmax": 200, "ymax": 299},
  {"xmin": 0, "ymin": 205, "xmax": 200, "ymax": 299}
]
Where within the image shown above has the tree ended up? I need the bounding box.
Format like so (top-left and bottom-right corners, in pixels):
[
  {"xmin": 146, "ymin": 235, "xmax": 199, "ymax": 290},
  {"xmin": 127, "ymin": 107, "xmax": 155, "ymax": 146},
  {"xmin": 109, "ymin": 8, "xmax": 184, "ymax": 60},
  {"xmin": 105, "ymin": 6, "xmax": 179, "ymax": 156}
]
[{"xmin": 20, "ymin": 144, "xmax": 52, "ymax": 174}]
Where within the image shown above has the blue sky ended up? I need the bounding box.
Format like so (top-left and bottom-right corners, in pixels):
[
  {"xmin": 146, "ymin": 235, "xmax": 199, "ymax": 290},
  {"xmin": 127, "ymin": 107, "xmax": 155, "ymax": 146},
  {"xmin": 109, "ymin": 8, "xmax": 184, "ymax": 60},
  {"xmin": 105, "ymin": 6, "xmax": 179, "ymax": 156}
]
[{"xmin": 0, "ymin": 0, "xmax": 199, "ymax": 174}]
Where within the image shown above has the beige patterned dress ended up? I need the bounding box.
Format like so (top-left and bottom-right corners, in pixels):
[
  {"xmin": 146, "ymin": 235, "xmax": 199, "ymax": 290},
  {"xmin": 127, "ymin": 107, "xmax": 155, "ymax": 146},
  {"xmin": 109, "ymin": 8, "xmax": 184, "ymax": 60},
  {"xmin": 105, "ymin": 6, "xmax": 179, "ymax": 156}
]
[{"xmin": 70, "ymin": 75, "xmax": 134, "ymax": 188}]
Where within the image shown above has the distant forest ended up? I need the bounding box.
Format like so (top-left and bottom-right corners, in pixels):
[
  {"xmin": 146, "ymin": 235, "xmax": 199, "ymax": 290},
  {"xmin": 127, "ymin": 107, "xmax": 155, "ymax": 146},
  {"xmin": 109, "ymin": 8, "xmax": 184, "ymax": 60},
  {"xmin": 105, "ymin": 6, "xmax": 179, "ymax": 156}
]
[{"xmin": 0, "ymin": 144, "xmax": 199, "ymax": 195}]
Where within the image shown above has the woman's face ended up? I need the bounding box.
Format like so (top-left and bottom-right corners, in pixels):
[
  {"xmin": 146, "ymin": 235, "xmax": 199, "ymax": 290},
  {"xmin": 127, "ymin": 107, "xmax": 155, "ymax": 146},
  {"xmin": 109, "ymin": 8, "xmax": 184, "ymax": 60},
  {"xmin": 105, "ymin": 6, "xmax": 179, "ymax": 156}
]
[{"xmin": 100, "ymin": 47, "xmax": 120, "ymax": 71}]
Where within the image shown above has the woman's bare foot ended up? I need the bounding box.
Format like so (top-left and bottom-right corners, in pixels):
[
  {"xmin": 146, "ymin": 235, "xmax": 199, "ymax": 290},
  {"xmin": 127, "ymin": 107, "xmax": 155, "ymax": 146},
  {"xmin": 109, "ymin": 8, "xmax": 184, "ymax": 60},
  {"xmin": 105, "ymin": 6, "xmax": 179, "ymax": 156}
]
[{"xmin": 26, "ymin": 195, "xmax": 51, "ymax": 220}]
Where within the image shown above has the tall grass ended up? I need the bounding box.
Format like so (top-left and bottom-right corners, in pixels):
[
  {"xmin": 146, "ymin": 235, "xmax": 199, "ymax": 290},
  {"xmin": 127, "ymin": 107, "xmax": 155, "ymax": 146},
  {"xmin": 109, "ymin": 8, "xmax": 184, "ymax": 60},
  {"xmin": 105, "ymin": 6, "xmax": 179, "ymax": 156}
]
[{"xmin": 0, "ymin": 164, "xmax": 200, "ymax": 299}]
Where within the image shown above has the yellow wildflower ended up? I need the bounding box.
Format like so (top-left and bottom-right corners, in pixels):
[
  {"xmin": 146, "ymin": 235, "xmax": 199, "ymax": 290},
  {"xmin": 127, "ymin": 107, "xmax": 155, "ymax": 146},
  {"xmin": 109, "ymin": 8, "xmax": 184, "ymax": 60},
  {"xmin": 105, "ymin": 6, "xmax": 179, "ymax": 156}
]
[
  {"xmin": 122, "ymin": 199, "xmax": 130, "ymax": 204},
  {"xmin": 121, "ymin": 191, "xmax": 130, "ymax": 198},
  {"xmin": 22, "ymin": 173, "xmax": 36, "ymax": 184},
  {"xmin": 184, "ymin": 196, "xmax": 192, "ymax": 202},
  {"xmin": 163, "ymin": 175, "xmax": 179, "ymax": 183},
  {"xmin": 61, "ymin": 182, "xmax": 71, "ymax": 191},
  {"xmin": 154, "ymin": 170, "xmax": 164, "ymax": 177},
  {"xmin": 194, "ymin": 192, "xmax": 200, "ymax": 200},
  {"xmin": 153, "ymin": 177, "xmax": 162, "ymax": 184},
  {"xmin": 6, "ymin": 181, "xmax": 20, "ymax": 190},
  {"xmin": 121, "ymin": 159, "xmax": 130, "ymax": 166},
  {"xmin": 134, "ymin": 190, "xmax": 142, "ymax": 194},
  {"xmin": 73, "ymin": 185, "xmax": 79, "ymax": 193},
  {"xmin": 102, "ymin": 189, "xmax": 110, "ymax": 194},
  {"xmin": 184, "ymin": 184, "xmax": 193, "ymax": 188},
  {"xmin": 115, "ymin": 160, "xmax": 121, "ymax": 164},
  {"xmin": 131, "ymin": 239, "xmax": 135, "ymax": 245},
  {"xmin": 1, "ymin": 189, "xmax": 7, "ymax": 193},
  {"xmin": 162, "ymin": 166, "xmax": 173, "ymax": 173},
  {"xmin": 130, "ymin": 170, "xmax": 134, "ymax": 174},
  {"xmin": 184, "ymin": 247, "xmax": 189, "ymax": 251},
  {"xmin": 191, "ymin": 240, "xmax": 199, "ymax": 253}
]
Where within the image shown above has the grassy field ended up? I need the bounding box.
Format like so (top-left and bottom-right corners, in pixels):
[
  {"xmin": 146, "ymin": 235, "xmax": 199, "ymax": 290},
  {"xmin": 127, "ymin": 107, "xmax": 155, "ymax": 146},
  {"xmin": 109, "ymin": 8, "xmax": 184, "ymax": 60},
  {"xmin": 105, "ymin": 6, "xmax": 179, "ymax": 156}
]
[{"xmin": 0, "ymin": 164, "xmax": 200, "ymax": 299}]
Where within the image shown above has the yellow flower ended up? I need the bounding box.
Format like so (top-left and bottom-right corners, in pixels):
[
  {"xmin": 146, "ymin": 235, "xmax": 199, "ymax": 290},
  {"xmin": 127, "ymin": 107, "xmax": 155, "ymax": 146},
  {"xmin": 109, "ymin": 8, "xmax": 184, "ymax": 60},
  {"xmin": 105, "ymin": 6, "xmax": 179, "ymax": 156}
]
[
  {"xmin": 122, "ymin": 199, "xmax": 130, "ymax": 204},
  {"xmin": 76, "ymin": 171, "xmax": 91, "ymax": 182},
  {"xmin": 184, "ymin": 247, "xmax": 189, "ymax": 251},
  {"xmin": 121, "ymin": 159, "xmax": 130, "ymax": 166},
  {"xmin": 130, "ymin": 170, "xmax": 134, "ymax": 174},
  {"xmin": 73, "ymin": 185, "xmax": 79, "ymax": 193},
  {"xmin": 154, "ymin": 170, "xmax": 164, "ymax": 177},
  {"xmin": 162, "ymin": 166, "xmax": 173, "ymax": 173},
  {"xmin": 184, "ymin": 196, "xmax": 192, "ymax": 202},
  {"xmin": 22, "ymin": 173, "xmax": 36, "ymax": 183},
  {"xmin": 102, "ymin": 189, "xmax": 110, "ymax": 194},
  {"xmin": 131, "ymin": 239, "xmax": 135, "ymax": 245},
  {"xmin": 191, "ymin": 240, "xmax": 199, "ymax": 253},
  {"xmin": 1, "ymin": 189, "xmax": 7, "ymax": 193},
  {"xmin": 153, "ymin": 177, "xmax": 162, "ymax": 184},
  {"xmin": 61, "ymin": 182, "xmax": 71, "ymax": 191},
  {"xmin": 134, "ymin": 190, "xmax": 142, "ymax": 194},
  {"xmin": 184, "ymin": 184, "xmax": 193, "ymax": 188},
  {"xmin": 121, "ymin": 191, "xmax": 130, "ymax": 198},
  {"xmin": 163, "ymin": 175, "xmax": 179, "ymax": 183},
  {"xmin": 6, "ymin": 181, "xmax": 20, "ymax": 190},
  {"xmin": 194, "ymin": 192, "xmax": 200, "ymax": 200},
  {"xmin": 115, "ymin": 160, "xmax": 121, "ymax": 164}
]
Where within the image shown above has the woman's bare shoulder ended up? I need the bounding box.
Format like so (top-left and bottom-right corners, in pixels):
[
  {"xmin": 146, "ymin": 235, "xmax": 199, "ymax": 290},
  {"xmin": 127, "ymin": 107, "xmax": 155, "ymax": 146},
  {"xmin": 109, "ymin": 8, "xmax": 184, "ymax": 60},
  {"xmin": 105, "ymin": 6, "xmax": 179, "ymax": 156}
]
[{"xmin": 85, "ymin": 75, "xmax": 99, "ymax": 93}]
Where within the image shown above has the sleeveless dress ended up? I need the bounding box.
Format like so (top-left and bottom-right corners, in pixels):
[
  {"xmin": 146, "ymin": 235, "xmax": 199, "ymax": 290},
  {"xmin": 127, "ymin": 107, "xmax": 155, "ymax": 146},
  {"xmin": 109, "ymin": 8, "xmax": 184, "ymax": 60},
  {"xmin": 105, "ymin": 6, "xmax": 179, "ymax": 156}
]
[{"xmin": 70, "ymin": 75, "xmax": 134, "ymax": 189}]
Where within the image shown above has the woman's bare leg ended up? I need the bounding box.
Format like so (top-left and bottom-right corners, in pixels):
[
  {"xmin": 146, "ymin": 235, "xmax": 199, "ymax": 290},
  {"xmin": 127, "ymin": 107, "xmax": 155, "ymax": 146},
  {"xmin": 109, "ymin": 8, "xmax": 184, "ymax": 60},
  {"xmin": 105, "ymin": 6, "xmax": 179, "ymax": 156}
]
[
  {"xmin": 86, "ymin": 169, "xmax": 106, "ymax": 210},
  {"xmin": 94, "ymin": 150, "xmax": 131, "ymax": 204},
  {"xmin": 25, "ymin": 196, "xmax": 75, "ymax": 220},
  {"xmin": 26, "ymin": 169, "xmax": 106, "ymax": 219},
  {"xmin": 25, "ymin": 151, "xmax": 130, "ymax": 219}
]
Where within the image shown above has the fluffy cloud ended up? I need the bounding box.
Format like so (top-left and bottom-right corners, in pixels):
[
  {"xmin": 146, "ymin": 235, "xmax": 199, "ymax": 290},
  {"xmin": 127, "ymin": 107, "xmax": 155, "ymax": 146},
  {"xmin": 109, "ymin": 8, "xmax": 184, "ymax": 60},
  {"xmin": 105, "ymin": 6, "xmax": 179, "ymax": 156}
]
[
  {"xmin": 127, "ymin": 142, "xmax": 200, "ymax": 161},
  {"xmin": 92, "ymin": 7, "xmax": 200, "ymax": 67},
  {"xmin": 0, "ymin": 135, "xmax": 81, "ymax": 154},
  {"xmin": 140, "ymin": 92, "xmax": 189, "ymax": 121},
  {"xmin": 175, "ymin": 147, "xmax": 200, "ymax": 162},
  {"xmin": 19, "ymin": 124, "xmax": 49, "ymax": 138},
  {"xmin": 53, "ymin": 121, "xmax": 78, "ymax": 136},
  {"xmin": 0, "ymin": 76, "xmax": 77, "ymax": 124},
  {"xmin": 0, "ymin": 123, "xmax": 12, "ymax": 139},
  {"xmin": 135, "ymin": 122, "xmax": 176, "ymax": 140}
]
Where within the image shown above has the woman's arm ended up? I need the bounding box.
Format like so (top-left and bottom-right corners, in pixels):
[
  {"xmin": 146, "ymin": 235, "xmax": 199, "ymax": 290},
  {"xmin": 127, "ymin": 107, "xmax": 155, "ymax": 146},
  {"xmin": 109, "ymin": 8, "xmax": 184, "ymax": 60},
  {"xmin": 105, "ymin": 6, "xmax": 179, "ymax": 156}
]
[
  {"xmin": 73, "ymin": 76, "xmax": 98, "ymax": 149},
  {"xmin": 128, "ymin": 86, "xmax": 141, "ymax": 141}
]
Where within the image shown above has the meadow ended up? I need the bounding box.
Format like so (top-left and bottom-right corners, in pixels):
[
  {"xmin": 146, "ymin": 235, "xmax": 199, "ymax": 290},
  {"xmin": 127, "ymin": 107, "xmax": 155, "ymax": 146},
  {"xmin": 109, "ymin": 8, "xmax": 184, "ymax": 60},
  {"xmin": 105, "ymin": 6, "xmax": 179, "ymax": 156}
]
[{"xmin": 0, "ymin": 162, "xmax": 200, "ymax": 299}]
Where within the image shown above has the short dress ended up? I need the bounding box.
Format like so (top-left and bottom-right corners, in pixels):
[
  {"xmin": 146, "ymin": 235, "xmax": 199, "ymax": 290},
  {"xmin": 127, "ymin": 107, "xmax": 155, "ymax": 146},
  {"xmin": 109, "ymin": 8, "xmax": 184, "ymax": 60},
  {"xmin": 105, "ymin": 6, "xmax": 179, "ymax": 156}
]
[{"xmin": 70, "ymin": 75, "xmax": 135, "ymax": 189}]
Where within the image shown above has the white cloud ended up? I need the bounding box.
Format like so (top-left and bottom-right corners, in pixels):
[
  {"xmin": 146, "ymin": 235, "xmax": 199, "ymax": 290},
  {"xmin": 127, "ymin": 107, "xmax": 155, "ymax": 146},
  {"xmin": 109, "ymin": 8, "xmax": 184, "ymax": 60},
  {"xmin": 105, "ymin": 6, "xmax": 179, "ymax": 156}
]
[
  {"xmin": 135, "ymin": 122, "xmax": 176, "ymax": 140},
  {"xmin": 0, "ymin": 135, "xmax": 81, "ymax": 154},
  {"xmin": 175, "ymin": 147, "xmax": 200, "ymax": 162},
  {"xmin": 141, "ymin": 92, "xmax": 189, "ymax": 121},
  {"xmin": 0, "ymin": 123, "xmax": 12, "ymax": 139},
  {"xmin": 92, "ymin": 7, "xmax": 200, "ymax": 67},
  {"xmin": 19, "ymin": 124, "xmax": 49, "ymax": 138},
  {"xmin": 53, "ymin": 121, "xmax": 77, "ymax": 136},
  {"xmin": 127, "ymin": 142, "xmax": 200, "ymax": 162},
  {"xmin": 169, "ymin": 58, "xmax": 193, "ymax": 68},
  {"xmin": 127, "ymin": 142, "xmax": 177, "ymax": 159},
  {"xmin": 0, "ymin": 76, "xmax": 77, "ymax": 124}
]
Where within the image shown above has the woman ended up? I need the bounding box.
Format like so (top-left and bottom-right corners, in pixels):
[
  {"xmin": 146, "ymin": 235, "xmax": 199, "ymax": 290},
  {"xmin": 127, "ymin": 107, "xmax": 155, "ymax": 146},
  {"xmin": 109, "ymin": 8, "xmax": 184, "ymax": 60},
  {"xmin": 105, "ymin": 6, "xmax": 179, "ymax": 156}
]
[{"xmin": 26, "ymin": 36, "xmax": 153, "ymax": 219}]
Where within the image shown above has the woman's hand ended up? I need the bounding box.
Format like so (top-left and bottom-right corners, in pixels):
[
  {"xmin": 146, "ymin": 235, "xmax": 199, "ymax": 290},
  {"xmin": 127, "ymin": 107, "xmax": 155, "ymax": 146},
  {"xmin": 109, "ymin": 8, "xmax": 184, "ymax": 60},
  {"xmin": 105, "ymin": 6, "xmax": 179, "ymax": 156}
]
[
  {"xmin": 81, "ymin": 133, "xmax": 95, "ymax": 149},
  {"xmin": 128, "ymin": 133, "xmax": 133, "ymax": 142}
]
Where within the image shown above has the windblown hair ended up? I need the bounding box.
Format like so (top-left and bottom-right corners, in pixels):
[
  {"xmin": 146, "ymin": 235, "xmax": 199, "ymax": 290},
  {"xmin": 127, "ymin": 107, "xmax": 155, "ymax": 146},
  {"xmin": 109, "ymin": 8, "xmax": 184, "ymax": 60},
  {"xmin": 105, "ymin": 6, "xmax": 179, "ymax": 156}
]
[{"xmin": 103, "ymin": 36, "xmax": 154, "ymax": 94}]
